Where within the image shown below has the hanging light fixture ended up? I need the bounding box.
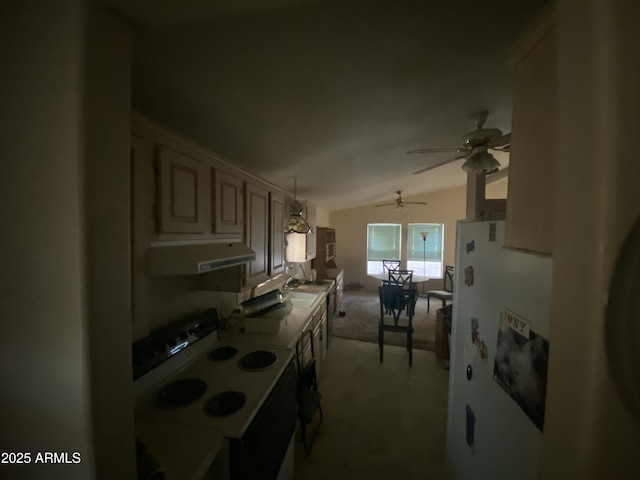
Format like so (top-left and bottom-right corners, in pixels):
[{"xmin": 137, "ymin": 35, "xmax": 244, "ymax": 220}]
[
  {"xmin": 285, "ymin": 176, "xmax": 313, "ymax": 234},
  {"xmin": 461, "ymin": 146, "xmax": 501, "ymax": 174}
]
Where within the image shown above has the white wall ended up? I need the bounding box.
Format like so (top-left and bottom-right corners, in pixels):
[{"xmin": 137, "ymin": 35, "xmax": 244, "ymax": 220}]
[
  {"xmin": 316, "ymin": 205, "xmax": 330, "ymax": 227},
  {"xmin": 329, "ymin": 182, "xmax": 507, "ymax": 293},
  {"xmin": 0, "ymin": 3, "xmax": 137, "ymax": 479},
  {"xmin": 84, "ymin": 5, "xmax": 136, "ymax": 478},
  {"xmin": 541, "ymin": 0, "xmax": 640, "ymax": 477},
  {"xmin": 0, "ymin": 1, "xmax": 95, "ymax": 478}
]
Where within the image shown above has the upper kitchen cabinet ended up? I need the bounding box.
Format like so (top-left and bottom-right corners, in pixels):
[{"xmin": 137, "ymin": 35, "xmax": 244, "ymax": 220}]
[
  {"xmin": 132, "ymin": 112, "xmax": 244, "ymax": 242},
  {"xmin": 244, "ymin": 181, "xmax": 270, "ymax": 287},
  {"xmin": 305, "ymin": 204, "xmax": 317, "ymax": 261},
  {"xmin": 269, "ymin": 191, "xmax": 286, "ymax": 277},
  {"xmin": 212, "ymin": 168, "xmax": 243, "ymax": 236},
  {"xmin": 157, "ymin": 146, "xmax": 209, "ymax": 235},
  {"xmin": 504, "ymin": 7, "xmax": 556, "ymax": 255},
  {"xmin": 202, "ymin": 182, "xmax": 286, "ymax": 292}
]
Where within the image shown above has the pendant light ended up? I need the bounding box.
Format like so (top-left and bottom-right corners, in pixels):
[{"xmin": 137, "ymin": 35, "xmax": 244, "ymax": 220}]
[{"xmin": 285, "ymin": 176, "xmax": 313, "ymax": 235}]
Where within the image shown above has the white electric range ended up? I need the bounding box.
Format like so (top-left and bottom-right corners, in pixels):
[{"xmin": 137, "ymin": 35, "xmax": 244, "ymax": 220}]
[{"xmin": 133, "ymin": 309, "xmax": 296, "ymax": 480}]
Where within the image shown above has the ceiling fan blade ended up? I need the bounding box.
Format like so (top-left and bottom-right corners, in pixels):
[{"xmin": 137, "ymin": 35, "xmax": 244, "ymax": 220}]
[
  {"xmin": 487, "ymin": 132, "xmax": 511, "ymax": 148},
  {"xmin": 412, "ymin": 152, "xmax": 469, "ymax": 174},
  {"xmin": 406, "ymin": 147, "xmax": 462, "ymax": 155},
  {"xmin": 375, "ymin": 202, "xmax": 396, "ymax": 207},
  {"xmin": 405, "ymin": 201, "xmax": 427, "ymax": 205}
]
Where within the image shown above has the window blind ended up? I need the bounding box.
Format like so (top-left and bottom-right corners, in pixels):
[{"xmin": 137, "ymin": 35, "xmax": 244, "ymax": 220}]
[
  {"xmin": 407, "ymin": 223, "xmax": 444, "ymax": 276},
  {"xmin": 367, "ymin": 224, "xmax": 401, "ymax": 261}
]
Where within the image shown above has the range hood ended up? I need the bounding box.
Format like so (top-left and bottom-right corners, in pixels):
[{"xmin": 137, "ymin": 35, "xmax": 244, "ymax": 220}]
[{"xmin": 148, "ymin": 242, "xmax": 256, "ymax": 275}]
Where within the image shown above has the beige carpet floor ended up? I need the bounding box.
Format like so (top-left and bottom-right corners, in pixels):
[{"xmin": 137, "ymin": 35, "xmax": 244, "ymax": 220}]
[
  {"xmin": 333, "ymin": 290, "xmax": 438, "ymax": 351},
  {"xmin": 294, "ymin": 337, "xmax": 451, "ymax": 480}
]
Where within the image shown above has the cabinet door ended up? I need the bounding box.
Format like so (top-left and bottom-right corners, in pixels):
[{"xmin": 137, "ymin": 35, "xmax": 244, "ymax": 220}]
[
  {"xmin": 212, "ymin": 169, "xmax": 243, "ymax": 235},
  {"xmin": 335, "ymin": 269, "xmax": 344, "ymax": 314},
  {"xmin": 156, "ymin": 145, "xmax": 209, "ymax": 234},
  {"xmin": 320, "ymin": 314, "xmax": 327, "ymax": 361},
  {"xmin": 505, "ymin": 24, "xmax": 556, "ymax": 254},
  {"xmin": 312, "ymin": 322, "xmax": 322, "ymax": 375},
  {"xmin": 244, "ymin": 182, "xmax": 270, "ymax": 287},
  {"xmin": 269, "ymin": 191, "xmax": 286, "ymax": 277},
  {"xmin": 305, "ymin": 205, "xmax": 317, "ymax": 261}
]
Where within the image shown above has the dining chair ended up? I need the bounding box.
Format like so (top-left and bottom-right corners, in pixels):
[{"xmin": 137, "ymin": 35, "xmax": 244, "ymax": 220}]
[
  {"xmin": 378, "ymin": 284, "xmax": 417, "ymax": 366},
  {"xmin": 382, "ymin": 259, "xmax": 401, "ymax": 274},
  {"xmin": 386, "ymin": 269, "xmax": 414, "ymax": 315},
  {"xmin": 426, "ymin": 265, "xmax": 454, "ymax": 313},
  {"xmin": 388, "ymin": 269, "xmax": 414, "ymax": 287}
]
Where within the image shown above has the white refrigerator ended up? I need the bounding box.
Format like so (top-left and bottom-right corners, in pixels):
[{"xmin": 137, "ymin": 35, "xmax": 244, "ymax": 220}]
[{"xmin": 446, "ymin": 220, "xmax": 553, "ymax": 480}]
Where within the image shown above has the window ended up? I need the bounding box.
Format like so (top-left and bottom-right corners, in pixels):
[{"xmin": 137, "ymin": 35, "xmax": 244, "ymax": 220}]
[
  {"xmin": 407, "ymin": 223, "xmax": 444, "ymax": 277},
  {"xmin": 367, "ymin": 223, "xmax": 401, "ymax": 274}
]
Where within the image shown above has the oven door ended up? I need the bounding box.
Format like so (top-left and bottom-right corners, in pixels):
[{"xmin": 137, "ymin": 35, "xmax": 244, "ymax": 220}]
[{"xmin": 229, "ymin": 360, "xmax": 297, "ymax": 480}]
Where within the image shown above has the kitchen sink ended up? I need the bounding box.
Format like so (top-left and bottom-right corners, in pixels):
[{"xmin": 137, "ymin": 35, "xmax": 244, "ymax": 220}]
[{"xmin": 287, "ymin": 291, "xmax": 321, "ymax": 308}]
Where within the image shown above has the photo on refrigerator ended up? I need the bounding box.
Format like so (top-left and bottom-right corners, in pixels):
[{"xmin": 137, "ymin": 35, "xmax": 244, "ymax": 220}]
[{"xmin": 493, "ymin": 309, "xmax": 549, "ymax": 431}]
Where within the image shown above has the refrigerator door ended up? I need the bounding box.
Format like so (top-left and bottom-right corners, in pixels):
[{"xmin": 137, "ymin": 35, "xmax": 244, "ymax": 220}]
[{"xmin": 446, "ymin": 220, "xmax": 553, "ymax": 480}]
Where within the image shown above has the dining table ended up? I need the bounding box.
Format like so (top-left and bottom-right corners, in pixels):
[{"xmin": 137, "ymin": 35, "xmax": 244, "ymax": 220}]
[{"xmin": 369, "ymin": 273, "xmax": 430, "ymax": 284}]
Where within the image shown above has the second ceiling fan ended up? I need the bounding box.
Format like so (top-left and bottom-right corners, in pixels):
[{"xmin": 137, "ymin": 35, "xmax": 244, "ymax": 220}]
[
  {"xmin": 408, "ymin": 111, "xmax": 511, "ymax": 174},
  {"xmin": 375, "ymin": 191, "xmax": 426, "ymax": 210}
]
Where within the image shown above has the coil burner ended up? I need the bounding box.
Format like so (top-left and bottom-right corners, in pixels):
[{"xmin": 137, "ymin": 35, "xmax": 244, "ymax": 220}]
[
  {"xmin": 208, "ymin": 346, "xmax": 239, "ymax": 362},
  {"xmin": 238, "ymin": 350, "xmax": 277, "ymax": 372},
  {"xmin": 204, "ymin": 391, "xmax": 247, "ymax": 417},
  {"xmin": 156, "ymin": 378, "xmax": 207, "ymax": 409}
]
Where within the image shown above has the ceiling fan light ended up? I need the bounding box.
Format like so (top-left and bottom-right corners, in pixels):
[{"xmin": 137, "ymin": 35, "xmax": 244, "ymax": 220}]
[{"xmin": 462, "ymin": 150, "xmax": 501, "ymax": 174}]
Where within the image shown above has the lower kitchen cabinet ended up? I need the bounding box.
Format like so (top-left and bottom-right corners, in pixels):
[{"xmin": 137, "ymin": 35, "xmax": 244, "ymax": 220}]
[
  {"xmin": 319, "ymin": 310, "xmax": 327, "ymax": 362},
  {"xmin": 319, "ymin": 268, "xmax": 343, "ymax": 317},
  {"xmin": 298, "ymin": 301, "xmax": 327, "ymax": 376},
  {"xmin": 334, "ymin": 269, "xmax": 344, "ymax": 315}
]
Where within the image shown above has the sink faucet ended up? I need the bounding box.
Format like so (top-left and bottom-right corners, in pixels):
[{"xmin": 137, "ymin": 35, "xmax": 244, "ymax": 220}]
[
  {"xmin": 283, "ymin": 275, "xmax": 297, "ymax": 292},
  {"xmin": 298, "ymin": 265, "xmax": 309, "ymax": 282}
]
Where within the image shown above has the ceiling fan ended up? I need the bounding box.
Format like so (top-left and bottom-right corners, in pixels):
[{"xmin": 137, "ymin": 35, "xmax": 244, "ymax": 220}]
[
  {"xmin": 375, "ymin": 191, "xmax": 427, "ymax": 209},
  {"xmin": 408, "ymin": 111, "xmax": 511, "ymax": 175}
]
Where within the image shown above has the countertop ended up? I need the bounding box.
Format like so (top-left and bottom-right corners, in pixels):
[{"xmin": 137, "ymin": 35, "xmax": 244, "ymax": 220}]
[
  {"xmin": 219, "ymin": 280, "xmax": 335, "ymax": 349},
  {"xmin": 136, "ymin": 418, "xmax": 224, "ymax": 480},
  {"xmin": 133, "ymin": 283, "xmax": 332, "ymax": 479}
]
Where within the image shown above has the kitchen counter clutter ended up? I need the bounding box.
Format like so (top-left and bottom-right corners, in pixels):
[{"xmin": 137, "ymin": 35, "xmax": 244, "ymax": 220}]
[{"xmin": 219, "ymin": 280, "xmax": 334, "ymax": 350}]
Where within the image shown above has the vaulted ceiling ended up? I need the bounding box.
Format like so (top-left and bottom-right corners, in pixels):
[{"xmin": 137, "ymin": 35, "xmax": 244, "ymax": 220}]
[{"xmin": 106, "ymin": 0, "xmax": 548, "ymax": 211}]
